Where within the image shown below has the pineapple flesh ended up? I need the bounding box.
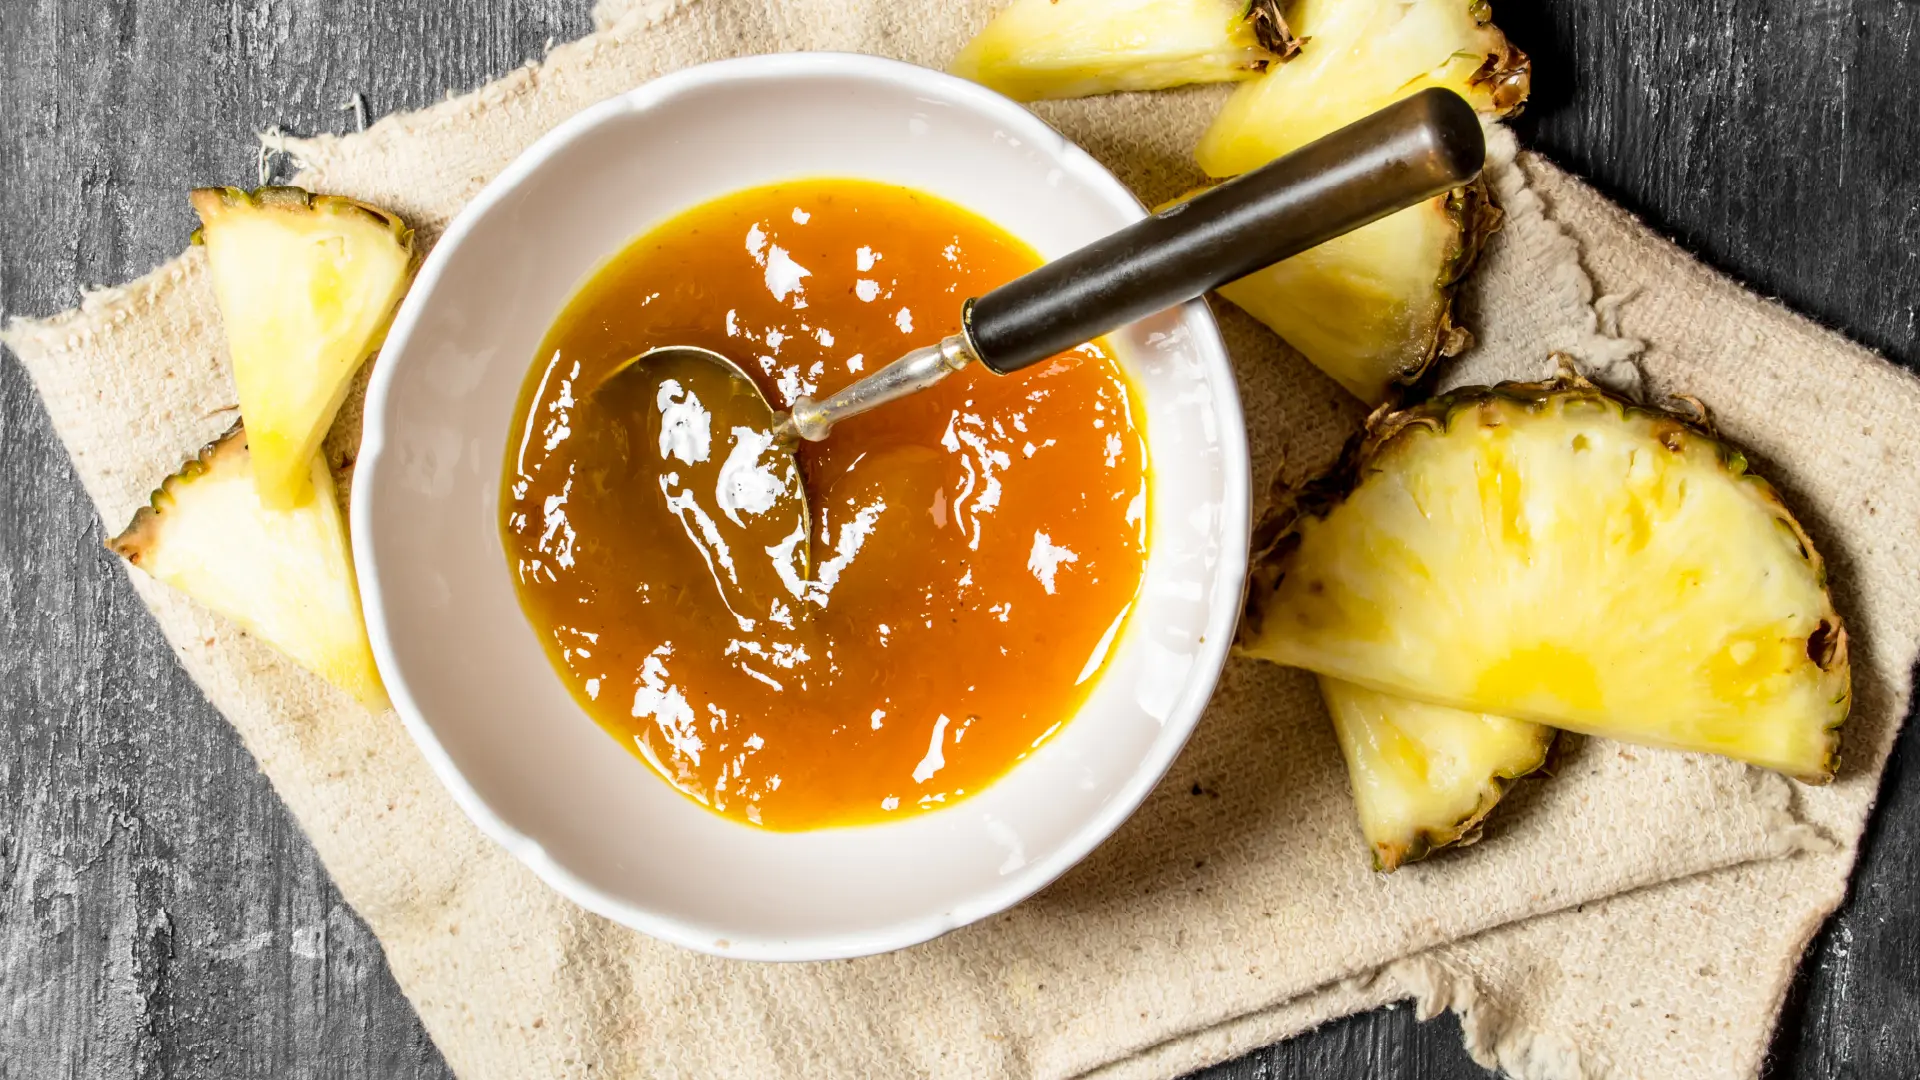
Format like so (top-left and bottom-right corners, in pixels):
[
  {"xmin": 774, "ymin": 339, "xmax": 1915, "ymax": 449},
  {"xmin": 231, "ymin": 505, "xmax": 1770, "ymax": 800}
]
[
  {"xmin": 1241, "ymin": 371, "xmax": 1849, "ymax": 783},
  {"xmin": 1321, "ymin": 676, "xmax": 1553, "ymax": 870},
  {"xmin": 191, "ymin": 187, "xmax": 413, "ymax": 508},
  {"xmin": 1196, "ymin": 0, "xmax": 1527, "ymax": 404},
  {"xmin": 950, "ymin": 0, "xmax": 1297, "ymax": 101},
  {"xmin": 109, "ymin": 425, "xmax": 389, "ymax": 710},
  {"xmin": 1218, "ymin": 180, "xmax": 1497, "ymax": 402}
]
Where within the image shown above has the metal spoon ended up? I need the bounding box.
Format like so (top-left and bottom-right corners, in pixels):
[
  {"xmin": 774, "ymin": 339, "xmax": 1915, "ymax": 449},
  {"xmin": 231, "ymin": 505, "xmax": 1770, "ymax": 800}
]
[{"xmin": 601, "ymin": 87, "xmax": 1486, "ymax": 566}]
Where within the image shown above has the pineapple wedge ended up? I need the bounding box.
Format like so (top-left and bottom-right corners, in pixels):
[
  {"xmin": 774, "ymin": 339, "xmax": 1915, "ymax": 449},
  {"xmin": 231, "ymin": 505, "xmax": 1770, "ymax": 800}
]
[
  {"xmin": 108, "ymin": 425, "xmax": 389, "ymax": 710},
  {"xmin": 1218, "ymin": 180, "xmax": 1497, "ymax": 402},
  {"xmin": 1241, "ymin": 370, "xmax": 1849, "ymax": 782},
  {"xmin": 951, "ymin": 0, "xmax": 1296, "ymax": 101},
  {"xmin": 1321, "ymin": 676, "xmax": 1552, "ymax": 871},
  {"xmin": 191, "ymin": 187, "xmax": 413, "ymax": 508},
  {"xmin": 1195, "ymin": 0, "xmax": 1529, "ymax": 177},
  {"xmin": 1195, "ymin": 0, "xmax": 1526, "ymax": 403}
]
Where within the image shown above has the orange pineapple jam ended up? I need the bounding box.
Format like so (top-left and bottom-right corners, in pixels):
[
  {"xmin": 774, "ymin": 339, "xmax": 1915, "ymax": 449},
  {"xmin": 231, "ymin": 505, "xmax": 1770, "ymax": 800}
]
[{"xmin": 501, "ymin": 179, "xmax": 1148, "ymax": 829}]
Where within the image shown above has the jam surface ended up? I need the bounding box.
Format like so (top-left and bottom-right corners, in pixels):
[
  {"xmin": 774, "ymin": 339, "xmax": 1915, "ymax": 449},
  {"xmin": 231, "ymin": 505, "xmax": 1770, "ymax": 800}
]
[{"xmin": 502, "ymin": 179, "xmax": 1147, "ymax": 829}]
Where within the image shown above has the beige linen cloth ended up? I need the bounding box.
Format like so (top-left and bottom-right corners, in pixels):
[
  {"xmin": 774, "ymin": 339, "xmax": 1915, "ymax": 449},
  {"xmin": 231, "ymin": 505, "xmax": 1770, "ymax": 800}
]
[{"xmin": 5, "ymin": 2, "xmax": 1917, "ymax": 1076}]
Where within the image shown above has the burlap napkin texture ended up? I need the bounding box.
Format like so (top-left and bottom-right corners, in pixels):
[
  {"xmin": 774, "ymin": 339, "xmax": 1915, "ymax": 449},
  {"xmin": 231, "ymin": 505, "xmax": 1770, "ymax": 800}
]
[{"xmin": 5, "ymin": 1, "xmax": 1916, "ymax": 1077}]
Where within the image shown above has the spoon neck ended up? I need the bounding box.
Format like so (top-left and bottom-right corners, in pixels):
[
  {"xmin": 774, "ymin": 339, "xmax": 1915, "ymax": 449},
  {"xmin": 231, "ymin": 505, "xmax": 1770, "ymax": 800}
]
[{"xmin": 785, "ymin": 333, "xmax": 977, "ymax": 442}]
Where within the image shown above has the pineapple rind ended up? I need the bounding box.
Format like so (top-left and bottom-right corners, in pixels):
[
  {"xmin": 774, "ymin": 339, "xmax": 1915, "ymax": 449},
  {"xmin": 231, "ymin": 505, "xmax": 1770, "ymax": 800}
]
[
  {"xmin": 1242, "ymin": 367, "xmax": 1848, "ymax": 783},
  {"xmin": 1321, "ymin": 676, "xmax": 1553, "ymax": 871},
  {"xmin": 1194, "ymin": 0, "xmax": 1531, "ymax": 178},
  {"xmin": 191, "ymin": 186, "xmax": 414, "ymax": 509},
  {"xmin": 950, "ymin": 0, "xmax": 1297, "ymax": 102},
  {"xmin": 1218, "ymin": 175, "xmax": 1500, "ymax": 402},
  {"xmin": 109, "ymin": 424, "xmax": 390, "ymax": 710}
]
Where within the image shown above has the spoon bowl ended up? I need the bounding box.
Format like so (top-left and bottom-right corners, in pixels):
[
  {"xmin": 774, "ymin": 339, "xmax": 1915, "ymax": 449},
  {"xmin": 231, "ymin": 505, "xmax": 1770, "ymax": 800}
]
[{"xmin": 592, "ymin": 343, "xmax": 812, "ymax": 583}]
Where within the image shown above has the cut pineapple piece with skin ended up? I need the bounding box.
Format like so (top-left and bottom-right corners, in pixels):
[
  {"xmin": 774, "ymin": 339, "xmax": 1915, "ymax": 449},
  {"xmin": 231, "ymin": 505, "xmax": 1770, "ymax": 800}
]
[
  {"xmin": 192, "ymin": 186, "xmax": 413, "ymax": 508},
  {"xmin": 1321, "ymin": 677, "xmax": 1552, "ymax": 871},
  {"xmin": 108, "ymin": 425, "xmax": 389, "ymax": 710},
  {"xmin": 1194, "ymin": 0, "xmax": 1525, "ymax": 403},
  {"xmin": 1241, "ymin": 370, "xmax": 1849, "ymax": 783},
  {"xmin": 950, "ymin": 0, "xmax": 1296, "ymax": 102},
  {"xmin": 1218, "ymin": 180, "xmax": 1497, "ymax": 402},
  {"xmin": 1195, "ymin": 0, "xmax": 1530, "ymax": 178}
]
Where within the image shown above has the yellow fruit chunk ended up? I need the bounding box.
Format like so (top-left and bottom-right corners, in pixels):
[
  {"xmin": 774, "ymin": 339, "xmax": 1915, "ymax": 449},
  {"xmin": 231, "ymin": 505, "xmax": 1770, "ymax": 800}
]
[
  {"xmin": 1217, "ymin": 181, "xmax": 1496, "ymax": 402},
  {"xmin": 951, "ymin": 0, "xmax": 1296, "ymax": 101},
  {"xmin": 1321, "ymin": 677, "xmax": 1552, "ymax": 871},
  {"xmin": 1241, "ymin": 371, "xmax": 1849, "ymax": 782},
  {"xmin": 1194, "ymin": 0, "xmax": 1525, "ymax": 403},
  {"xmin": 192, "ymin": 187, "xmax": 413, "ymax": 507},
  {"xmin": 109, "ymin": 425, "xmax": 389, "ymax": 710}
]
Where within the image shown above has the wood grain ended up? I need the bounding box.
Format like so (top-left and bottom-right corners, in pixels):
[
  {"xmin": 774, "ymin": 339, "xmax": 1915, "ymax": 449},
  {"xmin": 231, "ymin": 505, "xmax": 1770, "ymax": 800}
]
[{"xmin": 0, "ymin": 2, "xmax": 1913, "ymax": 1078}]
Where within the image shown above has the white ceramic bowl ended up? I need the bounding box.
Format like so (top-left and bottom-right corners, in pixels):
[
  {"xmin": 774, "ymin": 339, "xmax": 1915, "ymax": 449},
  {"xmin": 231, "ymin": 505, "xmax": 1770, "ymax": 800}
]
[{"xmin": 355, "ymin": 53, "xmax": 1250, "ymax": 960}]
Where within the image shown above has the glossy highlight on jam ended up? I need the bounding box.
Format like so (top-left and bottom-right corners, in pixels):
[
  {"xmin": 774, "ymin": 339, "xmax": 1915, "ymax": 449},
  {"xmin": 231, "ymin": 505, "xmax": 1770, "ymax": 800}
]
[{"xmin": 501, "ymin": 179, "xmax": 1148, "ymax": 829}]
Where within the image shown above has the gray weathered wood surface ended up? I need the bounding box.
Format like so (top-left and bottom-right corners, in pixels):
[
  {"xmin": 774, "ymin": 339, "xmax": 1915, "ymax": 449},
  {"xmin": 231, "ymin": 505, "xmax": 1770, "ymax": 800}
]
[{"xmin": 1, "ymin": 2, "xmax": 1914, "ymax": 1077}]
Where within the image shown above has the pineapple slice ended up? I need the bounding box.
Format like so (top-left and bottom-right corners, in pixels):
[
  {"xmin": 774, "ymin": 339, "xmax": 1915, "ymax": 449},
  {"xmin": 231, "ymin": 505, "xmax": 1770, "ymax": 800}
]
[
  {"xmin": 1218, "ymin": 180, "xmax": 1497, "ymax": 402},
  {"xmin": 950, "ymin": 0, "xmax": 1297, "ymax": 101},
  {"xmin": 191, "ymin": 187, "xmax": 413, "ymax": 508},
  {"xmin": 1194, "ymin": 0, "xmax": 1526, "ymax": 403},
  {"xmin": 108, "ymin": 425, "xmax": 389, "ymax": 710},
  {"xmin": 1194, "ymin": 0, "xmax": 1529, "ymax": 178},
  {"xmin": 1240, "ymin": 370, "xmax": 1849, "ymax": 782},
  {"xmin": 1321, "ymin": 676, "xmax": 1552, "ymax": 871}
]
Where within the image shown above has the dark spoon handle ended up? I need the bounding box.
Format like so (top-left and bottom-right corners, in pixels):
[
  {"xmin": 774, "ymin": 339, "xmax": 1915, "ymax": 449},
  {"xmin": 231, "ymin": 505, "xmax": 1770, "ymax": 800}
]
[{"xmin": 962, "ymin": 87, "xmax": 1486, "ymax": 375}]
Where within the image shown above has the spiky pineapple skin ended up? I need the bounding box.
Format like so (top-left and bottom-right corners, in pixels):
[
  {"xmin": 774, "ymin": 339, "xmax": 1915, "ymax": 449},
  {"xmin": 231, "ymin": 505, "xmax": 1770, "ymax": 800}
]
[
  {"xmin": 189, "ymin": 186, "xmax": 411, "ymax": 246},
  {"xmin": 1241, "ymin": 367, "xmax": 1849, "ymax": 783}
]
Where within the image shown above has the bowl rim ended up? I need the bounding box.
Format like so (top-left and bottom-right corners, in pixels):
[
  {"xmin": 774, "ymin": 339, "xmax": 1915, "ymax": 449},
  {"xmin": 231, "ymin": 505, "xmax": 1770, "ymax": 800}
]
[{"xmin": 353, "ymin": 51, "xmax": 1252, "ymax": 961}]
